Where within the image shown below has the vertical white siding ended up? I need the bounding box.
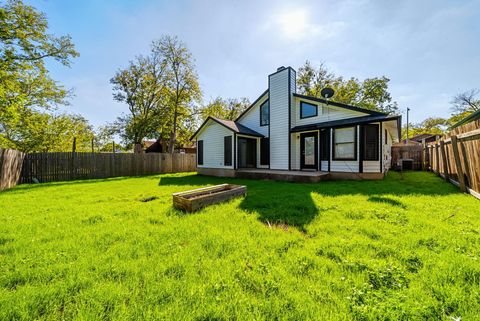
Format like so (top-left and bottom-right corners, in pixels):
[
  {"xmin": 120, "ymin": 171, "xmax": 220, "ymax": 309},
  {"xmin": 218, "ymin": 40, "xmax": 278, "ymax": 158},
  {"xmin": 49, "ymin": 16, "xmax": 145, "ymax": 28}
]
[
  {"xmin": 237, "ymin": 93, "xmax": 269, "ymax": 137},
  {"xmin": 196, "ymin": 121, "xmax": 234, "ymax": 169},
  {"xmin": 330, "ymin": 126, "xmax": 360, "ymax": 172},
  {"xmin": 292, "ymin": 97, "xmax": 368, "ymax": 128},
  {"xmin": 290, "ymin": 133, "xmax": 300, "ymax": 170},
  {"xmin": 269, "ymin": 68, "xmax": 291, "ymax": 170},
  {"xmin": 383, "ymin": 125, "xmax": 394, "ymax": 172}
]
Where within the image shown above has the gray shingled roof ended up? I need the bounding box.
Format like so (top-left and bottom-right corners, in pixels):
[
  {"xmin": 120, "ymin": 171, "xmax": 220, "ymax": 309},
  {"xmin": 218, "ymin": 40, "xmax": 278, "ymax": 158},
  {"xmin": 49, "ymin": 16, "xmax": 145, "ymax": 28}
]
[{"xmin": 190, "ymin": 116, "xmax": 264, "ymax": 140}]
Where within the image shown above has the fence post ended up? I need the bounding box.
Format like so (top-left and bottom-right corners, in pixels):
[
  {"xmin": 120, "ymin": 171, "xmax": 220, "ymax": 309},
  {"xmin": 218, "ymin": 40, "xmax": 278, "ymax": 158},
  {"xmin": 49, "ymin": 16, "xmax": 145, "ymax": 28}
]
[
  {"xmin": 439, "ymin": 140, "xmax": 449, "ymax": 181},
  {"xmin": 451, "ymin": 135, "xmax": 467, "ymax": 192},
  {"xmin": 459, "ymin": 141, "xmax": 471, "ymax": 188},
  {"xmin": 434, "ymin": 143, "xmax": 440, "ymax": 175}
]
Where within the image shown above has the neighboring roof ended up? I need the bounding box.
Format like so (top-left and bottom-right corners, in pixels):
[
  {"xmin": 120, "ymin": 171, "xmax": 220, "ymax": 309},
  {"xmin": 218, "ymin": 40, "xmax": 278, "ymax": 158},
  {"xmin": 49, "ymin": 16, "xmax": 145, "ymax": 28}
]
[
  {"xmin": 293, "ymin": 93, "xmax": 388, "ymax": 116},
  {"xmin": 406, "ymin": 133, "xmax": 441, "ymax": 143},
  {"xmin": 449, "ymin": 109, "xmax": 480, "ymax": 129},
  {"xmin": 291, "ymin": 114, "xmax": 402, "ymax": 137},
  {"xmin": 235, "ymin": 89, "xmax": 269, "ymax": 121},
  {"xmin": 190, "ymin": 116, "xmax": 264, "ymax": 140}
]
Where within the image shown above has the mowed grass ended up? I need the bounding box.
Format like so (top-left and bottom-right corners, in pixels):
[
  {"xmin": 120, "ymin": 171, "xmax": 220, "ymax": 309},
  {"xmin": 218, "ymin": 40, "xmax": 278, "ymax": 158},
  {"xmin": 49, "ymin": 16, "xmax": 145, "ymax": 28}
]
[{"xmin": 0, "ymin": 172, "xmax": 479, "ymax": 320}]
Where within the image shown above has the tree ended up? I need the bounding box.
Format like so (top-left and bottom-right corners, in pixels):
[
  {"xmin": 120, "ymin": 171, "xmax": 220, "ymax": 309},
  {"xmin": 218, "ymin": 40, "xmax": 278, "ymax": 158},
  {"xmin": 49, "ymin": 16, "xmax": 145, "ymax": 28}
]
[
  {"xmin": 401, "ymin": 117, "xmax": 448, "ymax": 139},
  {"xmin": 297, "ymin": 61, "xmax": 398, "ymax": 114},
  {"xmin": 451, "ymin": 89, "xmax": 479, "ymax": 115},
  {"xmin": 199, "ymin": 97, "xmax": 250, "ymax": 121},
  {"xmin": 0, "ymin": 111, "xmax": 94, "ymax": 152},
  {"xmin": 0, "ymin": 0, "xmax": 79, "ymax": 149},
  {"xmin": 110, "ymin": 36, "xmax": 201, "ymax": 152},
  {"xmin": 152, "ymin": 36, "xmax": 202, "ymax": 153},
  {"xmin": 110, "ymin": 55, "xmax": 167, "ymax": 149}
]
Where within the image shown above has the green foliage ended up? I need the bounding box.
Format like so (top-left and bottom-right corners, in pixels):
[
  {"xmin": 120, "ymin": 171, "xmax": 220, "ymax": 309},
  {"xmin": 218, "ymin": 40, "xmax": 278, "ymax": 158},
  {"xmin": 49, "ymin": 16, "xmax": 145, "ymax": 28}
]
[
  {"xmin": 297, "ymin": 61, "xmax": 399, "ymax": 114},
  {"xmin": 1, "ymin": 172, "xmax": 479, "ymax": 320},
  {"xmin": 111, "ymin": 35, "xmax": 202, "ymax": 151},
  {"xmin": 402, "ymin": 117, "xmax": 449, "ymax": 139},
  {"xmin": 0, "ymin": 0, "xmax": 79, "ymax": 150},
  {"xmin": 199, "ymin": 97, "xmax": 250, "ymax": 121},
  {"xmin": 0, "ymin": 110, "xmax": 94, "ymax": 152}
]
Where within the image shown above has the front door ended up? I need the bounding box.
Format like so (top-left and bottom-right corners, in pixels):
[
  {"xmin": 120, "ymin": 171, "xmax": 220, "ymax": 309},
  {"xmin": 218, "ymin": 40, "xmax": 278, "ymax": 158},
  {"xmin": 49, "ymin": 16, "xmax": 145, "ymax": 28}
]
[
  {"xmin": 300, "ymin": 132, "xmax": 318, "ymax": 170},
  {"xmin": 238, "ymin": 137, "xmax": 257, "ymax": 168}
]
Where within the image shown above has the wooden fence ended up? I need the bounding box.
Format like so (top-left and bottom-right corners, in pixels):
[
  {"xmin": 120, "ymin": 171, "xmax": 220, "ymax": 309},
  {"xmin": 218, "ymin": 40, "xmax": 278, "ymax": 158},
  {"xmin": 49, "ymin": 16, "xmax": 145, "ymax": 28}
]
[
  {"xmin": 424, "ymin": 120, "xmax": 480, "ymax": 199},
  {"xmin": 0, "ymin": 149, "xmax": 25, "ymax": 191},
  {"xmin": 20, "ymin": 152, "xmax": 196, "ymax": 183},
  {"xmin": 391, "ymin": 144, "xmax": 423, "ymax": 170}
]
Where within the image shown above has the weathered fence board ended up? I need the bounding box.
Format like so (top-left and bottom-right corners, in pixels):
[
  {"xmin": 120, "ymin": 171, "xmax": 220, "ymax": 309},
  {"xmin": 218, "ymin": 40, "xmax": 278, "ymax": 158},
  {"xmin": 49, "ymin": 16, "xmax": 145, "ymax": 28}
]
[
  {"xmin": 391, "ymin": 144, "xmax": 423, "ymax": 170},
  {"xmin": 0, "ymin": 149, "xmax": 25, "ymax": 191},
  {"xmin": 424, "ymin": 119, "xmax": 480, "ymax": 199},
  {"xmin": 20, "ymin": 152, "xmax": 196, "ymax": 183}
]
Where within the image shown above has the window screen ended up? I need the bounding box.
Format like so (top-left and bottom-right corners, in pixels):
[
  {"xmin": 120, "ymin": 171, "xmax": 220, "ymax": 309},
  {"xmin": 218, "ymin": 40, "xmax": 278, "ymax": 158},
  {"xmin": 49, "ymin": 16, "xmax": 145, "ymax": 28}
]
[
  {"xmin": 197, "ymin": 140, "xmax": 203, "ymax": 165},
  {"xmin": 364, "ymin": 125, "xmax": 379, "ymax": 161},
  {"xmin": 333, "ymin": 127, "xmax": 356, "ymax": 160},
  {"xmin": 224, "ymin": 136, "xmax": 232, "ymax": 166}
]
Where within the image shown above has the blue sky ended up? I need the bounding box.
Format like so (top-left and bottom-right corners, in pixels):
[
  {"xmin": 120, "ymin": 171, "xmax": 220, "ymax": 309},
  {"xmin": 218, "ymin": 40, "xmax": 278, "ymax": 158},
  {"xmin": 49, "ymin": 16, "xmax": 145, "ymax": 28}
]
[{"xmin": 30, "ymin": 0, "xmax": 480, "ymax": 126}]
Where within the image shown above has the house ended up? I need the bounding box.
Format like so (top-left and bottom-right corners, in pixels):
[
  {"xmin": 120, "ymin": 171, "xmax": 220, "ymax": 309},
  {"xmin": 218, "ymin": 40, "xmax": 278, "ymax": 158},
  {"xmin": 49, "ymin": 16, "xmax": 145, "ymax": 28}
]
[
  {"xmin": 398, "ymin": 133, "xmax": 441, "ymax": 145},
  {"xmin": 191, "ymin": 66, "xmax": 401, "ymax": 180}
]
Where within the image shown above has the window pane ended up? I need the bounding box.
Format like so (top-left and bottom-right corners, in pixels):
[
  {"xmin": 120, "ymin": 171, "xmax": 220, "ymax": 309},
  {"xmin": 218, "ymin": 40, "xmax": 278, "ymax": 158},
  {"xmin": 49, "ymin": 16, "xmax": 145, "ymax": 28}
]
[
  {"xmin": 335, "ymin": 127, "xmax": 355, "ymax": 143},
  {"xmin": 260, "ymin": 100, "xmax": 269, "ymax": 125},
  {"xmin": 335, "ymin": 143, "xmax": 355, "ymax": 159},
  {"xmin": 301, "ymin": 102, "xmax": 317, "ymax": 118}
]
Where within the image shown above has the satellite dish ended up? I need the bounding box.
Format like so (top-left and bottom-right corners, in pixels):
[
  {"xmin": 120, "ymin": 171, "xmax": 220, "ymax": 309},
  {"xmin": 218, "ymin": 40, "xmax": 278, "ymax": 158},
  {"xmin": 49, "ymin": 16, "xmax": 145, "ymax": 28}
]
[{"xmin": 321, "ymin": 87, "xmax": 335, "ymax": 99}]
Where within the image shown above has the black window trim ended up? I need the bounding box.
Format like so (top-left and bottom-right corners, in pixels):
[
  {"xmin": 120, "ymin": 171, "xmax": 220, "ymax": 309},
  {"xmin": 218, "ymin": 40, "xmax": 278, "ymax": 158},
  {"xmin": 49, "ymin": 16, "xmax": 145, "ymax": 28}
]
[
  {"xmin": 364, "ymin": 124, "xmax": 379, "ymax": 161},
  {"xmin": 332, "ymin": 126, "xmax": 357, "ymax": 161},
  {"xmin": 300, "ymin": 101, "xmax": 318, "ymax": 119},
  {"xmin": 259, "ymin": 99, "xmax": 269, "ymax": 127}
]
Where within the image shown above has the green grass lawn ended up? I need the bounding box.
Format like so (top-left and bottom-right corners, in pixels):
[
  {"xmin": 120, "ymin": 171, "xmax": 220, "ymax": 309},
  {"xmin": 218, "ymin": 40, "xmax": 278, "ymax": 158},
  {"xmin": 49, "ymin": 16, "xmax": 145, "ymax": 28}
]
[{"xmin": 0, "ymin": 172, "xmax": 479, "ymax": 320}]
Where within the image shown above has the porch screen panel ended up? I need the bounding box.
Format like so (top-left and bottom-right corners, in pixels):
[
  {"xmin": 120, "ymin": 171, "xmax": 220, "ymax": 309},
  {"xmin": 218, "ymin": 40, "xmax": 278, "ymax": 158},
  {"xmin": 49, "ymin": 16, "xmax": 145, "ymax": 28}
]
[
  {"xmin": 364, "ymin": 125, "xmax": 379, "ymax": 161},
  {"xmin": 260, "ymin": 138, "xmax": 270, "ymax": 165},
  {"xmin": 224, "ymin": 136, "xmax": 232, "ymax": 166},
  {"xmin": 197, "ymin": 140, "xmax": 204, "ymax": 165}
]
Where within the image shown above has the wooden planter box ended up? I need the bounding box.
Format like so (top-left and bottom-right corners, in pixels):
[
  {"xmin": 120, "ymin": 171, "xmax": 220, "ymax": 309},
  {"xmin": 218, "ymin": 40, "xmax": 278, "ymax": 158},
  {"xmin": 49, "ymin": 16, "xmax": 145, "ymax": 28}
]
[{"xmin": 173, "ymin": 184, "xmax": 246, "ymax": 212}]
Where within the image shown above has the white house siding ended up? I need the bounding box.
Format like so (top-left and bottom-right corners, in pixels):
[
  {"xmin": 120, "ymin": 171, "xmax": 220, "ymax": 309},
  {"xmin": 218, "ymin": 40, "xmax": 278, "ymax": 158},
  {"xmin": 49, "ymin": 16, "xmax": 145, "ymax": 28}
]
[
  {"xmin": 383, "ymin": 121, "xmax": 396, "ymax": 172},
  {"xmin": 330, "ymin": 126, "xmax": 360, "ymax": 172},
  {"xmin": 321, "ymin": 161, "xmax": 328, "ymax": 171},
  {"xmin": 290, "ymin": 133, "xmax": 300, "ymax": 170},
  {"xmin": 292, "ymin": 97, "xmax": 367, "ymax": 128},
  {"xmin": 196, "ymin": 120, "xmax": 234, "ymax": 169},
  {"xmin": 268, "ymin": 68, "xmax": 292, "ymax": 170},
  {"xmin": 237, "ymin": 92, "xmax": 269, "ymax": 137}
]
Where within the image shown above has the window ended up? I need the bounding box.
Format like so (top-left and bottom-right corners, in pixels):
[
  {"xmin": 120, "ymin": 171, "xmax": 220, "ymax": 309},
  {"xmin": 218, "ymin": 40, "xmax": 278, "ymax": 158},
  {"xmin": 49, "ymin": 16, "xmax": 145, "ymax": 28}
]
[
  {"xmin": 364, "ymin": 124, "xmax": 379, "ymax": 161},
  {"xmin": 333, "ymin": 127, "xmax": 356, "ymax": 160},
  {"xmin": 300, "ymin": 101, "xmax": 318, "ymax": 119},
  {"xmin": 320, "ymin": 130, "xmax": 329, "ymax": 161},
  {"xmin": 260, "ymin": 100, "xmax": 269, "ymax": 126},
  {"xmin": 260, "ymin": 138, "xmax": 270, "ymax": 165},
  {"xmin": 224, "ymin": 136, "xmax": 232, "ymax": 166},
  {"xmin": 197, "ymin": 140, "xmax": 204, "ymax": 165}
]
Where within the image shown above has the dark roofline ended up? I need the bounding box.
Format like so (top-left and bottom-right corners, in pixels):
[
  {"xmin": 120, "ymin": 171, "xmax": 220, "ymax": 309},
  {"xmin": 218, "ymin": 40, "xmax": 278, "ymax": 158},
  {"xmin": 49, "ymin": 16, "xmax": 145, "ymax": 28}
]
[
  {"xmin": 235, "ymin": 89, "xmax": 269, "ymax": 122},
  {"xmin": 293, "ymin": 93, "xmax": 388, "ymax": 116},
  {"xmin": 291, "ymin": 114, "xmax": 401, "ymax": 134},
  {"xmin": 190, "ymin": 116, "xmax": 263, "ymax": 141}
]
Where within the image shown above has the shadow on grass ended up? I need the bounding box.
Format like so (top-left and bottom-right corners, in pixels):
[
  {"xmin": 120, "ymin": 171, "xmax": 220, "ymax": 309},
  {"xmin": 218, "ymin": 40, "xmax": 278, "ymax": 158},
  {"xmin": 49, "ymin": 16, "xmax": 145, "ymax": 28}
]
[{"xmin": 159, "ymin": 171, "xmax": 459, "ymax": 231}]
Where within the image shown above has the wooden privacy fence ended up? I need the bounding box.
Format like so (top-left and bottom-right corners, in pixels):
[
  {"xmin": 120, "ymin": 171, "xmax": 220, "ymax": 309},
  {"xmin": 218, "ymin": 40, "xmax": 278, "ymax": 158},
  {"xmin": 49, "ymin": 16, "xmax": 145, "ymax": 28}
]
[
  {"xmin": 391, "ymin": 144, "xmax": 423, "ymax": 170},
  {"xmin": 424, "ymin": 120, "xmax": 480, "ymax": 199},
  {"xmin": 0, "ymin": 149, "xmax": 25, "ymax": 191},
  {"xmin": 20, "ymin": 152, "xmax": 196, "ymax": 183}
]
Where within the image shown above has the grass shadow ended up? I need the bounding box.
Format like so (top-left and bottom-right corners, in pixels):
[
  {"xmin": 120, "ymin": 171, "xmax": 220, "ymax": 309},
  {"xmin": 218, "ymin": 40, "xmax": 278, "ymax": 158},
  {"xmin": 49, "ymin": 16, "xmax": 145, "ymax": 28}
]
[
  {"xmin": 158, "ymin": 171, "xmax": 460, "ymax": 231},
  {"xmin": 367, "ymin": 196, "xmax": 407, "ymax": 209}
]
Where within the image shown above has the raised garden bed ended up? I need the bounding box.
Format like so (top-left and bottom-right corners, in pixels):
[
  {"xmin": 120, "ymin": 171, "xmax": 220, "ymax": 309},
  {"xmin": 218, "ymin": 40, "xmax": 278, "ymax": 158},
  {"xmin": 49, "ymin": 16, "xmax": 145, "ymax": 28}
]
[{"xmin": 172, "ymin": 184, "xmax": 246, "ymax": 212}]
